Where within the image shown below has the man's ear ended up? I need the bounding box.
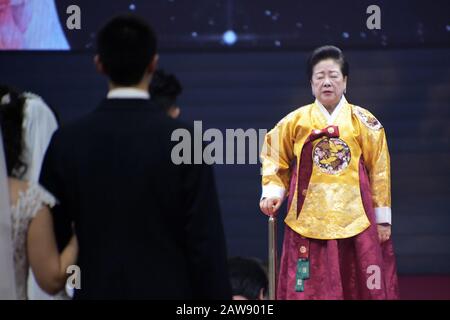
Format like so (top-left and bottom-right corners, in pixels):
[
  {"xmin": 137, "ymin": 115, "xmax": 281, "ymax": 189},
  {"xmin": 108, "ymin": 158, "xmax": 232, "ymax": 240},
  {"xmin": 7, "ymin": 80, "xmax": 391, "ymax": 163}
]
[
  {"xmin": 94, "ymin": 55, "xmax": 105, "ymax": 74},
  {"xmin": 168, "ymin": 106, "xmax": 180, "ymax": 119},
  {"xmin": 148, "ymin": 54, "xmax": 159, "ymax": 74}
]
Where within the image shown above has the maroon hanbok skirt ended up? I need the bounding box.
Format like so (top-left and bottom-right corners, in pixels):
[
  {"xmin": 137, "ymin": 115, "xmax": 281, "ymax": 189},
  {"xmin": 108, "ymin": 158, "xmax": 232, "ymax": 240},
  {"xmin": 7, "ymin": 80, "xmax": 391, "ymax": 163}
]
[{"xmin": 277, "ymin": 159, "xmax": 400, "ymax": 300}]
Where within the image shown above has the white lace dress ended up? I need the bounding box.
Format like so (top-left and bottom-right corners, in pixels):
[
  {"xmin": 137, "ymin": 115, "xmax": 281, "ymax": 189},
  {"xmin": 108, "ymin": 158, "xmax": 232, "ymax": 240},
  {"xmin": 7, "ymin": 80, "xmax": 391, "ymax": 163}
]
[{"xmin": 10, "ymin": 183, "xmax": 59, "ymax": 300}]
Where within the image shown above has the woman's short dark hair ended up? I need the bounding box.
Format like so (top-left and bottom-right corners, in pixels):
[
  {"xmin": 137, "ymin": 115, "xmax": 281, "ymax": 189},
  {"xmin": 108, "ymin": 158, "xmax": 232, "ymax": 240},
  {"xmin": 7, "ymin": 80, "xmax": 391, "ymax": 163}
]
[
  {"xmin": 307, "ymin": 45, "xmax": 349, "ymax": 80},
  {"xmin": 150, "ymin": 69, "xmax": 183, "ymax": 112},
  {"xmin": 0, "ymin": 85, "xmax": 27, "ymax": 178},
  {"xmin": 97, "ymin": 14, "xmax": 157, "ymax": 86}
]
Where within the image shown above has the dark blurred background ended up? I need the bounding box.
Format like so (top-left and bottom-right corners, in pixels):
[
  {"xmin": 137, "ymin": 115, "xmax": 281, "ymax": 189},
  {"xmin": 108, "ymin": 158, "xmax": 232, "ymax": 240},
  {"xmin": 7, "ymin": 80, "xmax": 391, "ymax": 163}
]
[{"xmin": 1, "ymin": 1, "xmax": 449, "ymax": 280}]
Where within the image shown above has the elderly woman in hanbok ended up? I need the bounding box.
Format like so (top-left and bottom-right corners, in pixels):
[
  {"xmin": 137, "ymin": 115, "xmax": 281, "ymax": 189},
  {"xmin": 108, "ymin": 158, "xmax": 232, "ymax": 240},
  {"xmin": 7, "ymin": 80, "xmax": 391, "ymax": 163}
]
[{"xmin": 259, "ymin": 45, "xmax": 399, "ymax": 300}]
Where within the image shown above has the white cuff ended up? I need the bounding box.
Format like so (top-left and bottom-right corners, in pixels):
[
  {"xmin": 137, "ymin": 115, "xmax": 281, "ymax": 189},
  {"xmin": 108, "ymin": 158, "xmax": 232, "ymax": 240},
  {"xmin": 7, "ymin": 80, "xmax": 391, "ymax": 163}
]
[
  {"xmin": 375, "ymin": 207, "xmax": 392, "ymax": 225},
  {"xmin": 261, "ymin": 184, "xmax": 286, "ymax": 200}
]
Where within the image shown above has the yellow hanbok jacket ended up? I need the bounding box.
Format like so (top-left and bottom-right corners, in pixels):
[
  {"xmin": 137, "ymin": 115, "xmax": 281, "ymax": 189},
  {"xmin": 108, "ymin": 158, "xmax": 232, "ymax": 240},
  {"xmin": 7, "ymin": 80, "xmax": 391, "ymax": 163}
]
[{"xmin": 260, "ymin": 97, "xmax": 391, "ymax": 239}]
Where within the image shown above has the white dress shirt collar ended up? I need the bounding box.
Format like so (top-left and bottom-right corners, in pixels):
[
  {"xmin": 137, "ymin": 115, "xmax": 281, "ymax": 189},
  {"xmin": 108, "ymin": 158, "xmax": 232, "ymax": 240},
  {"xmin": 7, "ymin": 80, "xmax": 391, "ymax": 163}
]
[{"xmin": 107, "ymin": 88, "xmax": 150, "ymax": 100}]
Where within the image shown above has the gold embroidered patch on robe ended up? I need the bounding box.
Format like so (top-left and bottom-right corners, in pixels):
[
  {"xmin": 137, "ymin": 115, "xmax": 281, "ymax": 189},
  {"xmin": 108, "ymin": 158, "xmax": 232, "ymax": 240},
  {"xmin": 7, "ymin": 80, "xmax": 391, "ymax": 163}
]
[
  {"xmin": 313, "ymin": 137, "xmax": 351, "ymax": 175},
  {"xmin": 353, "ymin": 106, "xmax": 383, "ymax": 130}
]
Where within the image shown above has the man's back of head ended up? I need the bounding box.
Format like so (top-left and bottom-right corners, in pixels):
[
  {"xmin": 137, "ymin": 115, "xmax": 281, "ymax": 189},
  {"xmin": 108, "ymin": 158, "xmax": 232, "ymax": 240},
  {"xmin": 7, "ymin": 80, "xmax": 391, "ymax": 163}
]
[
  {"xmin": 150, "ymin": 69, "xmax": 183, "ymax": 118},
  {"xmin": 229, "ymin": 256, "xmax": 268, "ymax": 300},
  {"xmin": 96, "ymin": 15, "xmax": 157, "ymax": 87}
]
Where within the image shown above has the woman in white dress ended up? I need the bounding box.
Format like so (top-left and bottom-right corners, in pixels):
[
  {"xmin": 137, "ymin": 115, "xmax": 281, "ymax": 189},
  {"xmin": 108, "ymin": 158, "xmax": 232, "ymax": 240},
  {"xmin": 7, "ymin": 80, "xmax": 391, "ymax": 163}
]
[{"xmin": 0, "ymin": 86, "xmax": 77, "ymax": 299}]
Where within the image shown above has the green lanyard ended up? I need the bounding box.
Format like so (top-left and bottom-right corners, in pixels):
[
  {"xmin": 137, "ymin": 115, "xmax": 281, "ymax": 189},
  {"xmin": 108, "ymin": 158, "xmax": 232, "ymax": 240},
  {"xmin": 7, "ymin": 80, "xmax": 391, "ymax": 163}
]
[{"xmin": 295, "ymin": 258, "xmax": 310, "ymax": 292}]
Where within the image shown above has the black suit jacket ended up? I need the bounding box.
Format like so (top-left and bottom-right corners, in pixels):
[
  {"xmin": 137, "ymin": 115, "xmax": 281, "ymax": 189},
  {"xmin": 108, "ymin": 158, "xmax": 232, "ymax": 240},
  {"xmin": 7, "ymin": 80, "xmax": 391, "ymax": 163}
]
[{"xmin": 40, "ymin": 98, "xmax": 231, "ymax": 299}]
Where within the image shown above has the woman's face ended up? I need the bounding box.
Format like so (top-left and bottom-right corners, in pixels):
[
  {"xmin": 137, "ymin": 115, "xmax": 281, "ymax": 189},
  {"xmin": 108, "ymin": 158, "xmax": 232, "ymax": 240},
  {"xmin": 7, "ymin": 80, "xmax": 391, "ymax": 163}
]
[{"xmin": 310, "ymin": 58, "xmax": 347, "ymax": 108}]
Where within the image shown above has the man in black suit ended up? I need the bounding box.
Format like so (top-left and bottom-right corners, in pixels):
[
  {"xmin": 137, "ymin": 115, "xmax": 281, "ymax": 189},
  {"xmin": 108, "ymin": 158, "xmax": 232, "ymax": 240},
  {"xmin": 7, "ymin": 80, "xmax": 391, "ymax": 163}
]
[{"xmin": 39, "ymin": 15, "xmax": 231, "ymax": 299}]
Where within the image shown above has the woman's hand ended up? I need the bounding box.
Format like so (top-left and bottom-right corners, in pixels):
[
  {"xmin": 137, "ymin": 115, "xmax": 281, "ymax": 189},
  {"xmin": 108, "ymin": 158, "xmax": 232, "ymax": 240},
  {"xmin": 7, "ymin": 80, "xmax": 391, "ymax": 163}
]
[
  {"xmin": 377, "ymin": 224, "xmax": 391, "ymax": 244},
  {"xmin": 62, "ymin": 233, "xmax": 78, "ymax": 269},
  {"xmin": 259, "ymin": 197, "xmax": 283, "ymax": 217}
]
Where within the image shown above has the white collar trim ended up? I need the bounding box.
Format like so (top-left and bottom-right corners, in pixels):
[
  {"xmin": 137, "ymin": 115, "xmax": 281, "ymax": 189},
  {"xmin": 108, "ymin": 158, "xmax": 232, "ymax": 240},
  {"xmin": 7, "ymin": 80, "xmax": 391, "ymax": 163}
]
[
  {"xmin": 315, "ymin": 95, "xmax": 347, "ymax": 125},
  {"xmin": 107, "ymin": 88, "xmax": 150, "ymax": 99}
]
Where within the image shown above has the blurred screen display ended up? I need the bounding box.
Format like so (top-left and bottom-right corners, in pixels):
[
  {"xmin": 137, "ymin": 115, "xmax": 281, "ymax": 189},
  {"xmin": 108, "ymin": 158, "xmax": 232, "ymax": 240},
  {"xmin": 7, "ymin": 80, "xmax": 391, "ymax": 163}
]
[{"xmin": 0, "ymin": 0, "xmax": 449, "ymax": 51}]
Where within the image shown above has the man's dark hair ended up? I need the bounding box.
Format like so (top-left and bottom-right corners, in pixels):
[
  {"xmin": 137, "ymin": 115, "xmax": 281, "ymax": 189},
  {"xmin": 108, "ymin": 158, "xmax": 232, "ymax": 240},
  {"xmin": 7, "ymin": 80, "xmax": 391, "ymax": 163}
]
[
  {"xmin": 307, "ymin": 45, "xmax": 349, "ymax": 80},
  {"xmin": 0, "ymin": 85, "xmax": 27, "ymax": 178},
  {"xmin": 150, "ymin": 69, "xmax": 183, "ymax": 112},
  {"xmin": 228, "ymin": 256, "xmax": 268, "ymax": 300},
  {"xmin": 96, "ymin": 15, "xmax": 157, "ymax": 86}
]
